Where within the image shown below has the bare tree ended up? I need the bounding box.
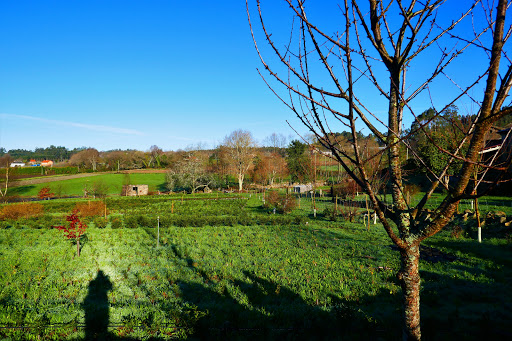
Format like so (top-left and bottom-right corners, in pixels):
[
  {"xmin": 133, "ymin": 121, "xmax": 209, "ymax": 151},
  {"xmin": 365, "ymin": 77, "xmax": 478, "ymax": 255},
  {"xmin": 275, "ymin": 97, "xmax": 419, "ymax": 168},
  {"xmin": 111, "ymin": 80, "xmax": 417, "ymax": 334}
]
[
  {"xmin": 251, "ymin": 151, "xmax": 288, "ymax": 186},
  {"xmin": 223, "ymin": 129, "xmax": 256, "ymax": 191},
  {"xmin": 248, "ymin": 0, "xmax": 512, "ymax": 339},
  {"xmin": 69, "ymin": 148, "xmax": 101, "ymax": 171},
  {"xmin": 264, "ymin": 132, "xmax": 288, "ymax": 153},
  {"xmin": 102, "ymin": 150, "xmax": 131, "ymax": 172},
  {"xmin": 0, "ymin": 154, "xmax": 13, "ymax": 197},
  {"xmin": 166, "ymin": 153, "xmax": 214, "ymax": 193}
]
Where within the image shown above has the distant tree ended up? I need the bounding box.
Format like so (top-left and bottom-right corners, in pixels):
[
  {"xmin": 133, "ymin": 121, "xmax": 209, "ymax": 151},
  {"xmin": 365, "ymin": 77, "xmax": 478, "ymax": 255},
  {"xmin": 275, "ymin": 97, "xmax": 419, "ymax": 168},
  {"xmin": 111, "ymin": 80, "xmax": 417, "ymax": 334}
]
[
  {"xmin": 91, "ymin": 180, "xmax": 109, "ymax": 199},
  {"xmin": 166, "ymin": 154, "xmax": 215, "ymax": 193},
  {"xmin": 252, "ymin": 151, "xmax": 288, "ymax": 186},
  {"xmin": 208, "ymin": 145, "xmax": 231, "ymax": 177},
  {"xmin": 38, "ymin": 186, "xmax": 54, "ymax": 200},
  {"xmin": 129, "ymin": 150, "xmax": 147, "ymax": 169},
  {"xmin": 0, "ymin": 155, "xmax": 13, "ymax": 197},
  {"xmin": 150, "ymin": 145, "xmax": 164, "ymax": 167},
  {"xmin": 102, "ymin": 150, "xmax": 130, "ymax": 172},
  {"xmin": 69, "ymin": 148, "xmax": 101, "ymax": 171},
  {"xmin": 407, "ymin": 106, "xmax": 470, "ymax": 181},
  {"xmin": 286, "ymin": 140, "xmax": 312, "ymax": 183},
  {"xmin": 223, "ymin": 130, "xmax": 256, "ymax": 191},
  {"xmin": 264, "ymin": 132, "xmax": 287, "ymax": 154}
]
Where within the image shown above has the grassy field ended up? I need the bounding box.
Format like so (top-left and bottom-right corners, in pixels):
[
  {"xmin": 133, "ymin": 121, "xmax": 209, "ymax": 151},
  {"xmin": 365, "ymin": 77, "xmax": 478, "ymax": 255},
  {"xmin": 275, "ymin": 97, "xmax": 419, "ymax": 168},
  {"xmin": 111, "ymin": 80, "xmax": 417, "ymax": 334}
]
[
  {"xmin": 0, "ymin": 194, "xmax": 511, "ymax": 339},
  {"xmin": 8, "ymin": 173, "xmax": 167, "ymax": 197}
]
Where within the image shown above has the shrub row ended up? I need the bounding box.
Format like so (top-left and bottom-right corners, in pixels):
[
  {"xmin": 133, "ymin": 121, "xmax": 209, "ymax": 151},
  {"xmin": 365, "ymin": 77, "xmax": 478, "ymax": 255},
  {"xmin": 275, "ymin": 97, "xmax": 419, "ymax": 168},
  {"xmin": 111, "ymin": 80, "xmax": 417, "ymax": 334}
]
[
  {"xmin": 0, "ymin": 202, "xmax": 43, "ymax": 220},
  {"xmin": 123, "ymin": 213, "xmax": 305, "ymax": 228},
  {"xmin": 0, "ymin": 166, "xmax": 89, "ymax": 176},
  {"xmin": 0, "ymin": 213, "xmax": 305, "ymax": 229},
  {"xmin": 0, "ymin": 214, "xmax": 63, "ymax": 229}
]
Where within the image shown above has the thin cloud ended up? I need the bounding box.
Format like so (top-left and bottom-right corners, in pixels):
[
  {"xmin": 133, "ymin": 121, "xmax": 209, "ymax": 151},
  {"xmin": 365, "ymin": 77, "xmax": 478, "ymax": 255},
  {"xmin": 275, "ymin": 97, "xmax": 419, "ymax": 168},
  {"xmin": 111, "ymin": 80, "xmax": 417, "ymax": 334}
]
[{"xmin": 0, "ymin": 113, "xmax": 145, "ymax": 136}]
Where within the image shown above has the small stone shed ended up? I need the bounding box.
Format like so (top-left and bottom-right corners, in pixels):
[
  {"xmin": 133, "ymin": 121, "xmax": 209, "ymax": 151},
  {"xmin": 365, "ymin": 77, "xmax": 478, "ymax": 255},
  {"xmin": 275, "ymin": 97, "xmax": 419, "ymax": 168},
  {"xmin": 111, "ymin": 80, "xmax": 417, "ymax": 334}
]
[
  {"xmin": 121, "ymin": 184, "xmax": 149, "ymax": 196},
  {"xmin": 293, "ymin": 184, "xmax": 313, "ymax": 193}
]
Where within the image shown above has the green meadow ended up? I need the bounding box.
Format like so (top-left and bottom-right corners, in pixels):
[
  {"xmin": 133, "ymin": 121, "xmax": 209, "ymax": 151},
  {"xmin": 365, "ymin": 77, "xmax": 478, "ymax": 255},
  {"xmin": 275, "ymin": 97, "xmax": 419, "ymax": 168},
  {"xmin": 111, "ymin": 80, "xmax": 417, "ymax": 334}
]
[
  {"xmin": 0, "ymin": 194, "xmax": 511, "ymax": 339},
  {"xmin": 9, "ymin": 173, "xmax": 167, "ymax": 197}
]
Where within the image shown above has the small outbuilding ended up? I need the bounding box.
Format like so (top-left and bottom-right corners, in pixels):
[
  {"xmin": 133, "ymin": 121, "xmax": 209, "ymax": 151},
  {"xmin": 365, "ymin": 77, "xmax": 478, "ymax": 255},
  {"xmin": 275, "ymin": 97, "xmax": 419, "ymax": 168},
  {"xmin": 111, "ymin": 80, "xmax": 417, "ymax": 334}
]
[
  {"xmin": 293, "ymin": 184, "xmax": 313, "ymax": 193},
  {"xmin": 121, "ymin": 184, "xmax": 149, "ymax": 196}
]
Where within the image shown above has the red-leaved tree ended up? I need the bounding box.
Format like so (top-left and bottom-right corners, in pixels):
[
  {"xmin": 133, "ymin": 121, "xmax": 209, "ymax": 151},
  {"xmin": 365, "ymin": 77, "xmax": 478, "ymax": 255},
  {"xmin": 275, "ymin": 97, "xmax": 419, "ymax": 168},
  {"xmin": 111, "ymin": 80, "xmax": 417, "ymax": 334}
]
[
  {"xmin": 38, "ymin": 186, "xmax": 54, "ymax": 200},
  {"xmin": 55, "ymin": 210, "xmax": 87, "ymax": 257}
]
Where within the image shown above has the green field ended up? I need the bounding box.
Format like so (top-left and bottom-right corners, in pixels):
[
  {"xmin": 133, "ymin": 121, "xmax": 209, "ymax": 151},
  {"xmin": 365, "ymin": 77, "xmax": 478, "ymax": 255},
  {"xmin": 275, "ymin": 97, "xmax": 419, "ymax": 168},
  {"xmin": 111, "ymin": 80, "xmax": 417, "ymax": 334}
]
[
  {"xmin": 0, "ymin": 194, "xmax": 511, "ymax": 340},
  {"xmin": 9, "ymin": 173, "xmax": 167, "ymax": 197}
]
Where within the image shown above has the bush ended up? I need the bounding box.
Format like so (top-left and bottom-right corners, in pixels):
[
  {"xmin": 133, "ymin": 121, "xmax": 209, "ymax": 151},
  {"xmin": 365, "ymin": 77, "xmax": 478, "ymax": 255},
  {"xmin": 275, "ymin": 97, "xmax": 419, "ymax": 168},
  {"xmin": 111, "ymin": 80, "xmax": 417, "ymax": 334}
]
[
  {"xmin": 92, "ymin": 216, "xmax": 108, "ymax": 229},
  {"xmin": 125, "ymin": 216, "xmax": 138, "ymax": 228},
  {"xmin": 0, "ymin": 202, "xmax": 44, "ymax": 220},
  {"xmin": 331, "ymin": 179, "xmax": 361, "ymax": 199},
  {"xmin": 136, "ymin": 215, "xmax": 152, "ymax": 227},
  {"xmin": 323, "ymin": 207, "xmax": 339, "ymax": 221},
  {"xmin": 266, "ymin": 191, "xmax": 297, "ymax": 214},
  {"xmin": 74, "ymin": 201, "xmax": 106, "ymax": 217},
  {"xmin": 110, "ymin": 216, "xmax": 124, "ymax": 229},
  {"xmin": 33, "ymin": 214, "xmax": 62, "ymax": 229}
]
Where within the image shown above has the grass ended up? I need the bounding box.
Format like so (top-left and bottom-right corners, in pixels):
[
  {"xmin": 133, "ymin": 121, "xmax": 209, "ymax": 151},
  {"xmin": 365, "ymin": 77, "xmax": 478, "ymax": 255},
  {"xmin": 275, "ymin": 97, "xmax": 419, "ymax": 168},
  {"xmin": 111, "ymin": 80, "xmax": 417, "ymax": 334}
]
[
  {"xmin": 0, "ymin": 193, "xmax": 511, "ymax": 339},
  {"xmin": 8, "ymin": 173, "xmax": 167, "ymax": 197}
]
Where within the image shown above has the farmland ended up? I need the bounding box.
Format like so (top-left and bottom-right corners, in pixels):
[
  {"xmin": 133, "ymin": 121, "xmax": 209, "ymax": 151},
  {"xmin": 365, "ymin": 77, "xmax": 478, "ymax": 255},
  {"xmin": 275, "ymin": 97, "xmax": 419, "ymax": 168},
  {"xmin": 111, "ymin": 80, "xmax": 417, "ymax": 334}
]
[
  {"xmin": 7, "ymin": 172, "xmax": 167, "ymax": 198},
  {"xmin": 0, "ymin": 192, "xmax": 511, "ymax": 340}
]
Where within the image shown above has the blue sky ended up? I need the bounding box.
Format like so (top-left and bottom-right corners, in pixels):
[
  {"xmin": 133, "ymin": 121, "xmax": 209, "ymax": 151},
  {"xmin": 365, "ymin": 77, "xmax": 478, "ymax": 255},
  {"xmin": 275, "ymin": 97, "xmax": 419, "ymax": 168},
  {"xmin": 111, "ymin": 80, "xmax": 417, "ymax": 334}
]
[
  {"xmin": 0, "ymin": 1, "xmax": 494, "ymax": 152},
  {"xmin": 0, "ymin": 1, "xmax": 297, "ymax": 151}
]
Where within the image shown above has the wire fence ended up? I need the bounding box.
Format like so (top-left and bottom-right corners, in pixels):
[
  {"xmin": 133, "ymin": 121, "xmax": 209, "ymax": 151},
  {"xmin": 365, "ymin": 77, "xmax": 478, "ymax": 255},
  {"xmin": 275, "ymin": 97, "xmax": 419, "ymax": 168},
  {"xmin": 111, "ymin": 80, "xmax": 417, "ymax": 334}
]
[{"xmin": 290, "ymin": 192, "xmax": 512, "ymax": 216}]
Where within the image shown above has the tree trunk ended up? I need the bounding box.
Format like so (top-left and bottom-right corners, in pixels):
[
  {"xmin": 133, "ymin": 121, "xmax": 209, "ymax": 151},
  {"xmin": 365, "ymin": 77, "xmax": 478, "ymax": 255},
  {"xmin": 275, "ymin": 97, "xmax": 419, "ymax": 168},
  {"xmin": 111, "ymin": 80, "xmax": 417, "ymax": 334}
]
[
  {"xmin": 399, "ymin": 244, "xmax": 421, "ymax": 341},
  {"xmin": 1, "ymin": 167, "xmax": 8, "ymax": 197},
  {"xmin": 238, "ymin": 173, "xmax": 244, "ymax": 192}
]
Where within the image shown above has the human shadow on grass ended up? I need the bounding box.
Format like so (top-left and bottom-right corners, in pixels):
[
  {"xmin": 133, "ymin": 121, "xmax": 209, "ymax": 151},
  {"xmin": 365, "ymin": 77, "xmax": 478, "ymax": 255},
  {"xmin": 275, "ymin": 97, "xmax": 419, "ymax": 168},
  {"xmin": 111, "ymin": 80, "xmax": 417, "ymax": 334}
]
[{"xmin": 83, "ymin": 270, "xmax": 113, "ymax": 340}]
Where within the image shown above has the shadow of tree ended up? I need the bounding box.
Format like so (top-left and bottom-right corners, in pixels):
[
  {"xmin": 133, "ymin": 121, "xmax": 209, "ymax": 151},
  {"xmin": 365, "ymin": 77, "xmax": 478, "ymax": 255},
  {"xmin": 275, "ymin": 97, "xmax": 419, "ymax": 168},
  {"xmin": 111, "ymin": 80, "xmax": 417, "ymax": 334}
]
[{"xmin": 170, "ymin": 241, "xmax": 394, "ymax": 340}]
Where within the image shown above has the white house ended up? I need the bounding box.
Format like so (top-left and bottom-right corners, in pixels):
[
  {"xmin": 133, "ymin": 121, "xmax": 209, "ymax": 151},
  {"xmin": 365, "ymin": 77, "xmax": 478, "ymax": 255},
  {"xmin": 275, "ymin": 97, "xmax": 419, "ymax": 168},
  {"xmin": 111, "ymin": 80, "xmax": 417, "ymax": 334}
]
[{"xmin": 10, "ymin": 161, "xmax": 25, "ymax": 167}]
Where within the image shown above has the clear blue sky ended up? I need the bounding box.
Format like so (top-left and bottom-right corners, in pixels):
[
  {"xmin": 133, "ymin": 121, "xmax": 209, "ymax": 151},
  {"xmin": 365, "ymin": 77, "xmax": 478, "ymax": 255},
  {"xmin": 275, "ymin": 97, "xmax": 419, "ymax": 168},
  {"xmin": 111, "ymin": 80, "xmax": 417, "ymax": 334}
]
[
  {"xmin": 0, "ymin": 0, "xmax": 299, "ymax": 151},
  {"xmin": 0, "ymin": 1, "xmax": 490, "ymax": 152}
]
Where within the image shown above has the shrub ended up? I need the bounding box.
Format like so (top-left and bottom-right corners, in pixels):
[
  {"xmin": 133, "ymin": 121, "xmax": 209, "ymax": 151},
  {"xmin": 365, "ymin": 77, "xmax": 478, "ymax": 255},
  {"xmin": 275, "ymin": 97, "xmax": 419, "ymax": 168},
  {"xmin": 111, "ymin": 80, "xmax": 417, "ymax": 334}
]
[
  {"xmin": 32, "ymin": 214, "xmax": 61, "ymax": 229},
  {"xmin": 339, "ymin": 204, "xmax": 360, "ymax": 222},
  {"xmin": 125, "ymin": 216, "xmax": 138, "ymax": 228},
  {"xmin": 136, "ymin": 215, "xmax": 152, "ymax": 227},
  {"xmin": 74, "ymin": 201, "xmax": 106, "ymax": 217},
  {"xmin": 38, "ymin": 186, "xmax": 54, "ymax": 200},
  {"xmin": 266, "ymin": 191, "xmax": 297, "ymax": 214},
  {"xmin": 92, "ymin": 216, "xmax": 108, "ymax": 229},
  {"xmin": 110, "ymin": 216, "xmax": 124, "ymax": 229},
  {"xmin": 331, "ymin": 179, "xmax": 361, "ymax": 199},
  {"xmin": 0, "ymin": 202, "xmax": 44, "ymax": 220},
  {"xmin": 323, "ymin": 207, "xmax": 339, "ymax": 222}
]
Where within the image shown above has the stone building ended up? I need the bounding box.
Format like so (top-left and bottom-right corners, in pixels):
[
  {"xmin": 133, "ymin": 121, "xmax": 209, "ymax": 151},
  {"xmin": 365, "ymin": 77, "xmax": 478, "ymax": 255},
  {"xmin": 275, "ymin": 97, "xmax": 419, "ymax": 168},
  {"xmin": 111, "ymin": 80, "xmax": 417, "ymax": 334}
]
[{"xmin": 121, "ymin": 184, "xmax": 149, "ymax": 196}]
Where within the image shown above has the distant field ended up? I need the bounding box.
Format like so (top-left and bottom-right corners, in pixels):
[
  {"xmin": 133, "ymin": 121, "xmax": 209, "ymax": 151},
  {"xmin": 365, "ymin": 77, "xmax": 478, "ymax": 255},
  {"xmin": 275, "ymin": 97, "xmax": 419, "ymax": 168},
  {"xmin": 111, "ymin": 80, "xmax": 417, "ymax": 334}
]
[{"xmin": 8, "ymin": 173, "xmax": 167, "ymax": 197}]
